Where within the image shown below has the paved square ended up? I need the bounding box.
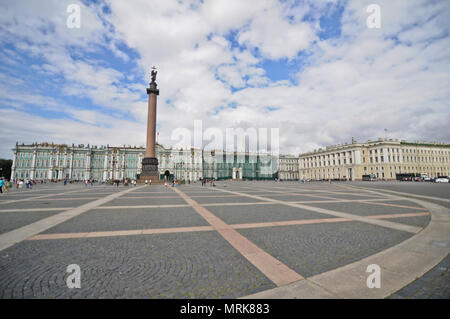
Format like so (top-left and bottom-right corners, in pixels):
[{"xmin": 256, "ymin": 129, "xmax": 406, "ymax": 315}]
[
  {"xmin": 0, "ymin": 210, "xmax": 65, "ymax": 235},
  {"xmin": 42, "ymin": 207, "xmax": 209, "ymax": 233},
  {"xmin": 207, "ymin": 203, "xmax": 335, "ymax": 225},
  {"xmin": 0, "ymin": 181, "xmax": 447, "ymax": 299},
  {"xmin": 237, "ymin": 221, "xmax": 413, "ymax": 277},
  {"xmin": 0, "ymin": 232, "xmax": 274, "ymax": 298}
]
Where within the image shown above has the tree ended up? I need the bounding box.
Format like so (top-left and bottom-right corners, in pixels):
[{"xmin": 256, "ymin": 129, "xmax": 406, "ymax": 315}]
[{"xmin": 0, "ymin": 159, "xmax": 13, "ymax": 180}]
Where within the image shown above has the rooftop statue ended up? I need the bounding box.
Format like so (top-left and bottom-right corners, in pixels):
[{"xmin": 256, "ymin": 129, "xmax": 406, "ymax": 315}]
[{"xmin": 151, "ymin": 66, "xmax": 157, "ymax": 83}]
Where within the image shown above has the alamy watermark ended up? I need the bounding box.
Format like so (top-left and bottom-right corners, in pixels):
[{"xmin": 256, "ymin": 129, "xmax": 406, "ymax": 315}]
[
  {"xmin": 366, "ymin": 4, "xmax": 381, "ymax": 29},
  {"xmin": 366, "ymin": 264, "xmax": 381, "ymax": 288},
  {"xmin": 66, "ymin": 264, "xmax": 81, "ymax": 289},
  {"xmin": 66, "ymin": 4, "xmax": 81, "ymax": 29},
  {"xmin": 170, "ymin": 120, "xmax": 280, "ymax": 174}
]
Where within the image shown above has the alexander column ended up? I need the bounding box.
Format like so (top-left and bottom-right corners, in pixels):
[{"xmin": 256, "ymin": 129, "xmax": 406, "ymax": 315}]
[{"xmin": 140, "ymin": 66, "xmax": 160, "ymax": 183}]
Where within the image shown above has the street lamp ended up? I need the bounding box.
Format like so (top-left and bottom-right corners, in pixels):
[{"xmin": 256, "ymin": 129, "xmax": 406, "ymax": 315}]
[
  {"xmin": 110, "ymin": 157, "xmax": 118, "ymax": 181},
  {"xmin": 122, "ymin": 160, "xmax": 128, "ymax": 181},
  {"xmin": 175, "ymin": 161, "xmax": 185, "ymax": 181}
]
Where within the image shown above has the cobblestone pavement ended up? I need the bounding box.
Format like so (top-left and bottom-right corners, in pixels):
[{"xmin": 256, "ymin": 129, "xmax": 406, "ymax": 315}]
[
  {"xmin": 349, "ymin": 181, "xmax": 450, "ymax": 199},
  {"xmin": 0, "ymin": 181, "xmax": 447, "ymax": 298},
  {"xmin": 389, "ymin": 254, "xmax": 450, "ymax": 299}
]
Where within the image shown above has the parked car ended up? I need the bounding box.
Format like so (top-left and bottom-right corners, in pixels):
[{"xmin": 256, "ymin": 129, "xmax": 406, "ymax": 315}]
[
  {"xmin": 435, "ymin": 177, "xmax": 449, "ymax": 183},
  {"xmin": 362, "ymin": 174, "xmax": 377, "ymax": 181}
]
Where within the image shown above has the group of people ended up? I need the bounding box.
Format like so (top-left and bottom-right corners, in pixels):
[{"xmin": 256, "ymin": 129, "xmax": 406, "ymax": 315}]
[
  {"xmin": 80, "ymin": 179, "xmax": 95, "ymax": 187},
  {"xmin": 0, "ymin": 176, "xmax": 218, "ymax": 193},
  {"xmin": 0, "ymin": 178, "xmax": 12, "ymax": 194},
  {"xmin": 110, "ymin": 179, "xmax": 138, "ymax": 187},
  {"xmin": 0, "ymin": 178, "xmax": 61, "ymax": 194},
  {"xmin": 0, "ymin": 178, "xmax": 29, "ymax": 194},
  {"xmin": 16, "ymin": 179, "xmax": 35, "ymax": 189},
  {"xmin": 129, "ymin": 179, "xmax": 138, "ymax": 187},
  {"xmin": 201, "ymin": 178, "xmax": 216, "ymax": 187}
]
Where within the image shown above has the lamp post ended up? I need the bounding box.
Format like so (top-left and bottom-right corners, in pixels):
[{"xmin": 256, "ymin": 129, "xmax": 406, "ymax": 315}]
[
  {"xmin": 111, "ymin": 157, "xmax": 118, "ymax": 181},
  {"xmin": 122, "ymin": 161, "xmax": 128, "ymax": 182},
  {"xmin": 175, "ymin": 161, "xmax": 185, "ymax": 181},
  {"xmin": 180, "ymin": 161, "xmax": 184, "ymax": 181}
]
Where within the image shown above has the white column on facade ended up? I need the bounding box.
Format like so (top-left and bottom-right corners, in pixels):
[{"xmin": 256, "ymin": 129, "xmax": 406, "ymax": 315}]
[
  {"xmin": 48, "ymin": 152, "xmax": 53, "ymax": 179},
  {"xmin": 355, "ymin": 150, "xmax": 361, "ymax": 164},
  {"xmin": 10, "ymin": 151, "xmax": 17, "ymax": 181},
  {"xmin": 86, "ymin": 153, "xmax": 91, "ymax": 180},
  {"xmin": 30, "ymin": 150, "xmax": 37, "ymax": 179},
  {"xmin": 62, "ymin": 153, "xmax": 66, "ymax": 179},
  {"xmin": 103, "ymin": 152, "xmax": 108, "ymax": 181},
  {"xmin": 56, "ymin": 152, "xmax": 59, "ymax": 179},
  {"xmin": 138, "ymin": 153, "xmax": 143, "ymax": 174},
  {"xmin": 121, "ymin": 153, "xmax": 125, "ymax": 179},
  {"xmin": 110, "ymin": 153, "xmax": 114, "ymax": 180},
  {"xmin": 57, "ymin": 152, "xmax": 63, "ymax": 179},
  {"xmin": 69, "ymin": 152, "xmax": 73, "ymax": 179},
  {"xmin": 383, "ymin": 148, "xmax": 389, "ymax": 163}
]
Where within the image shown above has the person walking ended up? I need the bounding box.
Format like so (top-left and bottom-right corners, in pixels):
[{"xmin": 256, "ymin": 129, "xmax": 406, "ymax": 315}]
[
  {"xmin": 5, "ymin": 179, "xmax": 11, "ymax": 194},
  {"xmin": 0, "ymin": 178, "xmax": 4, "ymax": 194}
]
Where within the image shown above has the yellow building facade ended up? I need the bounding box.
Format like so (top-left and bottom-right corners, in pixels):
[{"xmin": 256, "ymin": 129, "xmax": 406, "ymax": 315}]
[{"xmin": 299, "ymin": 139, "xmax": 450, "ymax": 181}]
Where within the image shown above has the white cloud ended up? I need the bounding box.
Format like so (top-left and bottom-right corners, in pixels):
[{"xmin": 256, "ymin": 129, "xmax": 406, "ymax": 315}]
[{"xmin": 237, "ymin": 6, "xmax": 315, "ymax": 60}]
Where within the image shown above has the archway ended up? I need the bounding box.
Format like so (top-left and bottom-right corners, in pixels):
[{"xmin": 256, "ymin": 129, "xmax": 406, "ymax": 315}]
[{"xmin": 164, "ymin": 170, "xmax": 173, "ymax": 181}]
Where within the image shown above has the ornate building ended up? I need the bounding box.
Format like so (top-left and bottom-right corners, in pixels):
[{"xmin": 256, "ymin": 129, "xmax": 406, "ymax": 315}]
[
  {"xmin": 10, "ymin": 142, "xmax": 276, "ymax": 181},
  {"xmin": 277, "ymin": 155, "xmax": 299, "ymax": 180},
  {"xmin": 299, "ymin": 139, "xmax": 450, "ymax": 181},
  {"xmin": 10, "ymin": 142, "xmax": 203, "ymax": 182},
  {"xmin": 12, "ymin": 139, "xmax": 449, "ymax": 182}
]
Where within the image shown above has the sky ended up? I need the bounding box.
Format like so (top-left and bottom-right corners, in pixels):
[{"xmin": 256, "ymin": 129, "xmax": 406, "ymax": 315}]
[{"xmin": 0, "ymin": 0, "xmax": 449, "ymax": 159}]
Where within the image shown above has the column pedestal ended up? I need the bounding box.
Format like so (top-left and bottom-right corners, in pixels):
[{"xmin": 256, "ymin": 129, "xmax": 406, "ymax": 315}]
[{"xmin": 140, "ymin": 157, "xmax": 162, "ymax": 184}]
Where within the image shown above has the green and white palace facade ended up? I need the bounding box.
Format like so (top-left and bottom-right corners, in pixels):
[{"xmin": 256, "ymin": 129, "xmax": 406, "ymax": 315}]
[{"xmin": 10, "ymin": 142, "xmax": 280, "ymax": 182}]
